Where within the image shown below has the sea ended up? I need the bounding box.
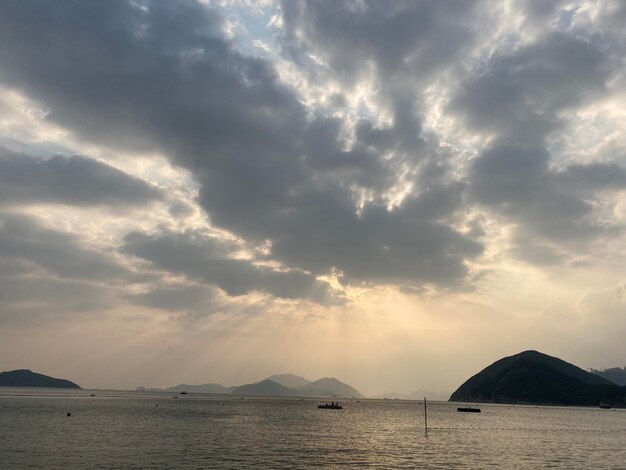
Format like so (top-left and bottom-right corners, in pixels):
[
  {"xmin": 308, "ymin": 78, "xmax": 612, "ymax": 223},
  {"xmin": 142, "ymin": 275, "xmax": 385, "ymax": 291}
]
[{"xmin": 1, "ymin": 388, "xmax": 625, "ymax": 469}]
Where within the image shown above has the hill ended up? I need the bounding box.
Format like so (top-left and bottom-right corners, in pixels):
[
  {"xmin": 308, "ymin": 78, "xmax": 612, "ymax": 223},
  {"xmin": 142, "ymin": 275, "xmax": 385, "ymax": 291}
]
[
  {"xmin": 590, "ymin": 367, "xmax": 626, "ymax": 386},
  {"xmin": 300, "ymin": 377, "xmax": 362, "ymax": 398},
  {"xmin": 0, "ymin": 369, "xmax": 81, "ymax": 389},
  {"xmin": 231, "ymin": 379, "xmax": 299, "ymax": 396},
  {"xmin": 450, "ymin": 350, "xmax": 626, "ymax": 406},
  {"xmin": 267, "ymin": 373, "xmax": 310, "ymax": 389}
]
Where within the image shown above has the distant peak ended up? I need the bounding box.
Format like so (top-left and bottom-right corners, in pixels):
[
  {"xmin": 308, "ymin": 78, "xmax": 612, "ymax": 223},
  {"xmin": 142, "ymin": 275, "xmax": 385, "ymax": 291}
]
[
  {"xmin": 512, "ymin": 350, "xmax": 545, "ymax": 358},
  {"xmin": 266, "ymin": 373, "xmax": 311, "ymax": 389},
  {"xmin": 258, "ymin": 378, "xmax": 279, "ymax": 384}
]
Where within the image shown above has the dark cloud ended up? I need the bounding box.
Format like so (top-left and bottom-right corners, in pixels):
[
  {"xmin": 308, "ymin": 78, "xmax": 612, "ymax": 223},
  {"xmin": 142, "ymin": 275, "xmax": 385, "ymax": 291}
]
[
  {"xmin": 279, "ymin": 0, "xmax": 479, "ymax": 92},
  {"xmin": 2, "ymin": 0, "xmax": 621, "ymax": 297},
  {"xmin": 266, "ymin": 194, "xmax": 481, "ymax": 287},
  {"xmin": 452, "ymin": 27, "xmax": 624, "ymax": 264},
  {"xmin": 276, "ymin": 0, "xmax": 481, "ymax": 188},
  {"xmin": 121, "ymin": 229, "xmax": 345, "ymax": 305},
  {"xmin": 0, "ymin": 0, "xmax": 482, "ymax": 294},
  {"xmin": 0, "ymin": 270, "xmax": 115, "ymax": 319},
  {"xmin": 521, "ymin": 0, "xmax": 569, "ymax": 22},
  {"xmin": 0, "ymin": 247, "xmax": 118, "ymax": 324},
  {"xmin": 125, "ymin": 282, "xmax": 224, "ymax": 316},
  {"xmin": 556, "ymin": 163, "xmax": 626, "ymax": 192},
  {"xmin": 0, "ymin": 213, "xmax": 132, "ymax": 281},
  {"xmin": 451, "ymin": 32, "xmax": 609, "ymax": 143},
  {"xmin": 469, "ymin": 141, "xmax": 624, "ymax": 259},
  {"xmin": 0, "ymin": 147, "xmax": 162, "ymax": 207}
]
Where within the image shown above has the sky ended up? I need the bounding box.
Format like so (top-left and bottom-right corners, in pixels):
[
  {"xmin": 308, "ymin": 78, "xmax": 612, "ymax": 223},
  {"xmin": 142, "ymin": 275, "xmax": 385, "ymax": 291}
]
[{"xmin": 0, "ymin": 0, "xmax": 625, "ymax": 396}]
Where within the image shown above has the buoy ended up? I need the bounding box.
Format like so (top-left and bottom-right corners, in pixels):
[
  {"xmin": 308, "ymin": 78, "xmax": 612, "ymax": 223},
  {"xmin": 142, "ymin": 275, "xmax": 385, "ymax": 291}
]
[
  {"xmin": 155, "ymin": 403, "xmax": 159, "ymax": 407},
  {"xmin": 66, "ymin": 412, "xmax": 71, "ymax": 417}
]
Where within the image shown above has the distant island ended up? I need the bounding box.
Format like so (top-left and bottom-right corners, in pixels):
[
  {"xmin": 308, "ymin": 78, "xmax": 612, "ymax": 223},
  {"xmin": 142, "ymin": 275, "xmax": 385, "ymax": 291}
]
[
  {"xmin": 139, "ymin": 373, "xmax": 363, "ymax": 398},
  {"xmin": 374, "ymin": 389, "xmax": 450, "ymax": 401},
  {"xmin": 590, "ymin": 367, "xmax": 626, "ymax": 386},
  {"xmin": 450, "ymin": 350, "xmax": 626, "ymax": 407},
  {"xmin": 160, "ymin": 383, "xmax": 235, "ymax": 394},
  {"xmin": 0, "ymin": 369, "xmax": 81, "ymax": 389}
]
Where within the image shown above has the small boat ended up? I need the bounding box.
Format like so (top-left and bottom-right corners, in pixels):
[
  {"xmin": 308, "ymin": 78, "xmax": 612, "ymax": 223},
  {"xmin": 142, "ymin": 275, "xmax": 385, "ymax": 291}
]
[
  {"xmin": 317, "ymin": 402, "xmax": 343, "ymax": 410},
  {"xmin": 457, "ymin": 406, "xmax": 481, "ymax": 413},
  {"xmin": 180, "ymin": 391, "xmax": 187, "ymax": 395},
  {"xmin": 599, "ymin": 403, "xmax": 612, "ymax": 409}
]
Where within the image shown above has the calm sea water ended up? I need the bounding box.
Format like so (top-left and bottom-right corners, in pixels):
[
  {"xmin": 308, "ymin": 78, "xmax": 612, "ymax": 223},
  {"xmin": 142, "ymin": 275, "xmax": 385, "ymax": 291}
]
[{"xmin": 1, "ymin": 388, "xmax": 625, "ymax": 469}]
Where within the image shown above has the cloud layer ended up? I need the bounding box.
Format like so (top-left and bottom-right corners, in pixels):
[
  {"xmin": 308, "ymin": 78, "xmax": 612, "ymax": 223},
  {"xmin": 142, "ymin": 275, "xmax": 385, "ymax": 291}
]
[
  {"xmin": 0, "ymin": 0, "xmax": 625, "ymax": 391},
  {"xmin": 0, "ymin": 147, "xmax": 162, "ymax": 206}
]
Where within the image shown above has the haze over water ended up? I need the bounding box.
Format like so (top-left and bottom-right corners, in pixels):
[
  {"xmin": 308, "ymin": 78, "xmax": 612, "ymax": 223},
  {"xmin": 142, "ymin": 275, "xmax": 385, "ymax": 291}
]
[{"xmin": 2, "ymin": 388, "xmax": 625, "ymax": 469}]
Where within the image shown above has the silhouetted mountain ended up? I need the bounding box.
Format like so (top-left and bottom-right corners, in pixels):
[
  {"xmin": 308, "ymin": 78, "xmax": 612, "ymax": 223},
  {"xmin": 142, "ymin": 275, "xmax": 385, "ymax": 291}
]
[
  {"xmin": 232, "ymin": 379, "xmax": 299, "ymax": 396},
  {"xmin": 267, "ymin": 373, "xmax": 311, "ymax": 389},
  {"xmin": 450, "ymin": 350, "xmax": 626, "ymax": 406},
  {"xmin": 149, "ymin": 375, "xmax": 361, "ymax": 398},
  {"xmin": 166, "ymin": 383, "xmax": 231, "ymax": 393},
  {"xmin": 590, "ymin": 367, "xmax": 626, "ymax": 386},
  {"xmin": 300, "ymin": 377, "xmax": 362, "ymax": 397},
  {"xmin": 0, "ymin": 369, "xmax": 81, "ymax": 389}
]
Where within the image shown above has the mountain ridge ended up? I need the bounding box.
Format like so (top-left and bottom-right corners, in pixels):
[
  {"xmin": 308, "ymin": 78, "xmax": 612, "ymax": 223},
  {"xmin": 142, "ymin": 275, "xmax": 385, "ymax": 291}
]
[
  {"xmin": 231, "ymin": 379, "xmax": 296, "ymax": 396},
  {"xmin": 142, "ymin": 374, "xmax": 362, "ymax": 398}
]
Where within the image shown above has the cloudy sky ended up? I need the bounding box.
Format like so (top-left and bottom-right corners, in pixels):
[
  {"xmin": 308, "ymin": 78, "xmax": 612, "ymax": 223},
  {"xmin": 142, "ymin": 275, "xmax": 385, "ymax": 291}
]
[{"xmin": 0, "ymin": 0, "xmax": 625, "ymax": 396}]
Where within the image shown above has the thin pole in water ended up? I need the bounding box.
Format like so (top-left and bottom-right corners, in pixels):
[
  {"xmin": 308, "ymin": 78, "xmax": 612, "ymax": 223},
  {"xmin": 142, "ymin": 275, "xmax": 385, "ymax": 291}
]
[{"xmin": 424, "ymin": 397, "xmax": 427, "ymax": 434}]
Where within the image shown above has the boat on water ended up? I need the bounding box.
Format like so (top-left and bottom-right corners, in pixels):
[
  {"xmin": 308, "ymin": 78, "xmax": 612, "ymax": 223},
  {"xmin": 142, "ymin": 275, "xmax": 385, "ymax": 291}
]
[
  {"xmin": 457, "ymin": 406, "xmax": 481, "ymax": 413},
  {"xmin": 599, "ymin": 403, "xmax": 612, "ymax": 409},
  {"xmin": 318, "ymin": 402, "xmax": 343, "ymax": 410},
  {"xmin": 180, "ymin": 391, "xmax": 188, "ymax": 395}
]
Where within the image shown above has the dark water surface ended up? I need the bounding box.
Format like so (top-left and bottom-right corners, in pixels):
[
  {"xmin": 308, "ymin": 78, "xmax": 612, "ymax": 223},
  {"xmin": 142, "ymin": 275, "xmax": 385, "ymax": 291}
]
[{"xmin": 1, "ymin": 388, "xmax": 625, "ymax": 469}]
